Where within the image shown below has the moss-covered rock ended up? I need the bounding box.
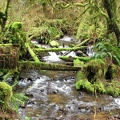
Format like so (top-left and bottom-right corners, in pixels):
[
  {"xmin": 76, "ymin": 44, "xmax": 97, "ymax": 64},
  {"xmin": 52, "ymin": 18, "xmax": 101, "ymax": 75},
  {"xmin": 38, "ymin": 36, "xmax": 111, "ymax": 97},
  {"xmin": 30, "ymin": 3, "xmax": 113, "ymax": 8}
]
[
  {"xmin": 49, "ymin": 40, "xmax": 59, "ymax": 48},
  {"xmin": 75, "ymin": 59, "xmax": 120, "ymax": 96},
  {"xmin": 0, "ymin": 82, "xmax": 13, "ymax": 110}
]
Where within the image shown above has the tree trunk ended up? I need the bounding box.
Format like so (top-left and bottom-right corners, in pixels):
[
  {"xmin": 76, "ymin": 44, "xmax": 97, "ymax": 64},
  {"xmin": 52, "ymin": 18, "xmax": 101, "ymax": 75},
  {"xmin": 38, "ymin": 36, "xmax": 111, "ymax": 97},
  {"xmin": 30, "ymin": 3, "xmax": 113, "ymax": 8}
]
[
  {"xmin": 103, "ymin": 0, "xmax": 120, "ymax": 46},
  {"xmin": 1, "ymin": 0, "xmax": 10, "ymax": 31}
]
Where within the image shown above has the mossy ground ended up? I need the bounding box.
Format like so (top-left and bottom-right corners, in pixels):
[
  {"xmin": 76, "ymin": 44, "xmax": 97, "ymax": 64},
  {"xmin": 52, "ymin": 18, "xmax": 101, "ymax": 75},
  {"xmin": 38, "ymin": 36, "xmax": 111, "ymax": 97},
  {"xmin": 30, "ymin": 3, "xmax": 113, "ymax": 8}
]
[{"xmin": 75, "ymin": 59, "xmax": 120, "ymax": 97}]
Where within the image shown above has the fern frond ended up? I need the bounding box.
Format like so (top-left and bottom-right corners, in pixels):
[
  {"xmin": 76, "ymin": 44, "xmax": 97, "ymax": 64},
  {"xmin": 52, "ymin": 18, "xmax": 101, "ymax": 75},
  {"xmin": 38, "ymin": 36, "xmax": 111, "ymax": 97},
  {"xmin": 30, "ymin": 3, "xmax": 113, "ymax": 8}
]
[
  {"xmin": 76, "ymin": 79, "xmax": 83, "ymax": 90},
  {"xmin": 113, "ymin": 55, "xmax": 120, "ymax": 65}
]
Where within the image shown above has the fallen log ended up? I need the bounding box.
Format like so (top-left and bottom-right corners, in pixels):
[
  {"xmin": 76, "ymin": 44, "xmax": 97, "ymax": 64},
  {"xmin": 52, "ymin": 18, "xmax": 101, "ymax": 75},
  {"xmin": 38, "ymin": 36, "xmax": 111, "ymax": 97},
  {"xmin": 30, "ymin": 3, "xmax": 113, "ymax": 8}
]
[
  {"xmin": 25, "ymin": 42, "xmax": 40, "ymax": 62},
  {"xmin": 19, "ymin": 61, "xmax": 81, "ymax": 71},
  {"xmin": 33, "ymin": 46, "xmax": 87, "ymax": 52},
  {"xmin": 59, "ymin": 56, "xmax": 91, "ymax": 62}
]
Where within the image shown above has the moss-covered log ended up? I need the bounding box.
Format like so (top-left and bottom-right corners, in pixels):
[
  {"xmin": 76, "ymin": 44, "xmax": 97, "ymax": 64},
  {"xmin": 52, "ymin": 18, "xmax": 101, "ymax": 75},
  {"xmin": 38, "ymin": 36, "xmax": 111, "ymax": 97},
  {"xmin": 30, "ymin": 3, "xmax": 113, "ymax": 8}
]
[
  {"xmin": 25, "ymin": 42, "xmax": 40, "ymax": 62},
  {"xmin": 59, "ymin": 56, "xmax": 91, "ymax": 62},
  {"xmin": 19, "ymin": 61, "xmax": 81, "ymax": 71},
  {"xmin": 33, "ymin": 46, "xmax": 87, "ymax": 52}
]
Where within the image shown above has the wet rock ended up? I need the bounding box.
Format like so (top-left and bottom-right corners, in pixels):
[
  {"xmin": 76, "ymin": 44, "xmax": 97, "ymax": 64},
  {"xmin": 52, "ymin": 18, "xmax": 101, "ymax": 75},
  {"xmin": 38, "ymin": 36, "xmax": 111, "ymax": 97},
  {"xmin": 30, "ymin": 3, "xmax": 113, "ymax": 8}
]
[
  {"xmin": 76, "ymin": 50, "xmax": 85, "ymax": 56},
  {"xmin": 17, "ymin": 78, "xmax": 32, "ymax": 88},
  {"xmin": 25, "ymin": 92, "xmax": 33, "ymax": 97},
  {"xmin": 108, "ymin": 114, "xmax": 120, "ymax": 120},
  {"xmin": 78, "ymin": 103, "xmax": 93, "ymax": 113},
  {"xmin": 31, "ymin": 117, "xmax": 39, "ymax": 120}
]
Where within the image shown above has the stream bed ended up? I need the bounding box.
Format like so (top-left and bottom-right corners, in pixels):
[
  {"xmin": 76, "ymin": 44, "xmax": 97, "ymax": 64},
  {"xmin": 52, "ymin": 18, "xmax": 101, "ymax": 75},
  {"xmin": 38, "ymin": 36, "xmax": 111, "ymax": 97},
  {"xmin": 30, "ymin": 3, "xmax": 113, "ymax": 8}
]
[
  {"xmin": 17, "ymin": 69, "xmax": 120, "ymax": 120},
  {"xmin": 17, "ymin": 36, "xmax": 120, "ymax": 120}
]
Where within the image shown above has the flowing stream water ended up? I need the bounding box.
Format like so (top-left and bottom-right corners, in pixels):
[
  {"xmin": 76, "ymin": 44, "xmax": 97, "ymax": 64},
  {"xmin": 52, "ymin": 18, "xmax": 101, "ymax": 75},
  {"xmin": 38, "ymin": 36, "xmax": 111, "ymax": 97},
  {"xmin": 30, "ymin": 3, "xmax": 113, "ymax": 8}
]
[{"xmin": 18, "ymin": 36, "xmax": 120, "ymax": 120}]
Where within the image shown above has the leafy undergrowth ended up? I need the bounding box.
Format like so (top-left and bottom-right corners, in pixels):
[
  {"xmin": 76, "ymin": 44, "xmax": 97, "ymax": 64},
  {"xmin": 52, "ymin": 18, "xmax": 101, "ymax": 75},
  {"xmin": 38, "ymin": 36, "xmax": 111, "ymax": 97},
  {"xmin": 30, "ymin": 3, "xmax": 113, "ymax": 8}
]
[
  {"xmin": 76, "ymin": 78, "xmax": 120, "ymax": 97},
  {"xmin": 75, "ymin": 59, "xmax": 120, "ymax": 97}
]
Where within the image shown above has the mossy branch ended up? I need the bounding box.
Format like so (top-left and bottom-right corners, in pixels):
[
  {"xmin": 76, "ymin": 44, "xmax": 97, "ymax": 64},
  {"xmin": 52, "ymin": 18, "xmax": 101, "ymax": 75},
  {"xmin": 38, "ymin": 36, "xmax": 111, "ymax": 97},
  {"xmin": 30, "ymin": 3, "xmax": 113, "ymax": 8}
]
[
  {"xmin": 34, "ymin": 46, "xmax": 87, "ymax": 52},
  {"xmin": 2, "ymin": 69, "xmax": 15, "ymax": 82},
  {"xmin": 0, "ymin": 0, "xmax": 10, "ymax": 30},
  {"xmin": 53, "ymin": 2, "xmax": 71, "ymax": 9},
  {"xmin": 59, "ymin": 56, "xmax": 91, "ymax": 62},
  {"xmin": 74, "ymin": 2, "xmax": 89, "ymax": 7},
  {"xmin": 25, "ymin": 42, "xmax": 40, "ymax": 62},
  {"xmin": 19, "ymin": 61, "xmax": 81, "ymax": 71}
]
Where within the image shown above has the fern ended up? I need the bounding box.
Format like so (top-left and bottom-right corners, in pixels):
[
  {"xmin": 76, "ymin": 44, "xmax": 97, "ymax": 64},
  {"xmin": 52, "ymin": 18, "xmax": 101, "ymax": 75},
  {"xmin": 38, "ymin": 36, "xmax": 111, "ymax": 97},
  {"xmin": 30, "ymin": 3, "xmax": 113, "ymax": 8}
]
[
  {"xmin": 76, "ymin": 79, "xmax": 83, "ymax": 90},
  {"xmin": 112, "ymin": 55, "xmax": 120, "ymax": 65},
  {"xmin": 11, "ymin": 93, "xmax": 28, "ymax": 112},
  {"xmin": 94, "ymin": 41, "xmax": 120, "ymax": 65},
  {"xmin": 97, "ymin": 81, "xmax": 106, "ymax": 93},
  {"xmin": 83, "ymin": 80, "xmax": 94, "ymax": 93}
]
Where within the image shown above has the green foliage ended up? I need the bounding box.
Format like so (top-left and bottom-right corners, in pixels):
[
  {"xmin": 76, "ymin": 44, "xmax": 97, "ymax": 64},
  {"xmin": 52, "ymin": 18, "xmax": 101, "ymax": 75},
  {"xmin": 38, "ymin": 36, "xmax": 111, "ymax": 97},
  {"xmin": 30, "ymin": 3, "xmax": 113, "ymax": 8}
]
[
  {"xmin": 76, "ymin": 79, "xmax": 84, "ymax": 90},
  {"xmin": 96, "ymin": 81, "xmax": 106, "ymax": 93},
  {"xmin": 28, "ymin": 22, "xmax": 63, "ymax": 44},
  {"xmin": 106, "ymin": 81, "xmax": 120, "ymax": 97},
  {"xmin": 83, "ymin": 59, "xmax": 106, "ymax": 80},
  {"xmin": 94, "ymin": 41, "xmax": 120, "ymax": 65},
  {"xmin": 74, "ymin": 59, "xmax": 84, "ymax": 67},
  {"xmin": 76, "ymin": 75, "xmax": 120, "ymax": 96},
  {"xmin": 76, "ymin": 79, "xmax": 94, "ymax": 93},
  {"xmin": 25, "ymin": 116, "xmax": 31, "ymax": 120},
  {"xmin": 76, "ymin": 71, "xmax": 85, "ymax": 80},
  {"xmin": 11, "ymin": 93, "xmax": 28, "ymax": 112},
  {"xmin": 76, "ymin": 0, "xmax": 107, "ymax": 40},
  {"xmin": 75, "ymin": 57, "xmax": 120, "ymax": 96},
  {"xmin": 0, "ymin": 82, "xmax": 13, "ymax": 110},
  {"xmin": 40, "ymin": 0, "xmax": 52, "ymax": 6},
  {"xmin": 0, "ymin": 81, "xmax": 28, "ymax": 112},
  {"xmin": 83, "ymin": 80, "xmax": 94, "ymax": 93},
  {"xmin": 11, "ymin": 22, "xmax": 22, "ymax": 30},
  {"xmin": 0, "ymin": 21, "xmax": 26, "ymax": 54},
  {"xmin": 49, "ymin": 40, "xmax": 59, "ymax": 47}
]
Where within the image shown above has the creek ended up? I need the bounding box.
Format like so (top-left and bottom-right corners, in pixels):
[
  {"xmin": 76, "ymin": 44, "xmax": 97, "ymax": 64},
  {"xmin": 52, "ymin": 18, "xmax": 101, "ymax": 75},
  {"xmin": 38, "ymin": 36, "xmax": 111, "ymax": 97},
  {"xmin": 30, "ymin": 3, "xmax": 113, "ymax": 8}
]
[{"xmin": 18, "ymin": 36, "xmax": 120, "ymax": 120}]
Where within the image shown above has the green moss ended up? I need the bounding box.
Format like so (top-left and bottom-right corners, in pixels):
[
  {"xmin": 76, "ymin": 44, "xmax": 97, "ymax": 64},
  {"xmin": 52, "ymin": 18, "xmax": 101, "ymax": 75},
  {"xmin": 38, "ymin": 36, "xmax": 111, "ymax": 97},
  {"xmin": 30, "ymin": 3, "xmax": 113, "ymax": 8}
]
[
  {"xmin": 0, "ymin": 82, "xmax": 13, "ymax": 109},
  {"xmin": 106, "ymin": 82, "xmax": 120, "ymax": 97},
  {"xmin": 76, "ymin": 79, "xmax": 83, "ymax": 90},
  {"xmin": 76, "ymin": 71, "xmax": 85, "ymax": 81},
  {"xmin": 82, "ymin": 80, "xmax": 94, "ymax": 93},
  {"xmin": 75, "ymin": 59, "xmax": 120, "ymax": 96},
  {"xmin": 96, "ymin": 81, "xmax": 106, "ymax": 93},
  {"xmin": 11, "ymin": 22, "xmax": 22, "ymax": 30},
  {"xmin": 28, "ymin": 22, "xmax": 63, "ymax": 44},
  {"xmin": 74, "ymin": 59, "xmax": 84, "ymax": 67},
  {"xmin": 83, "ymin": 59, "xmax": 107, "ymax": 83},
  {"xmin": 76, "ymin": 77, "xmax": 94, "ymax": 93},
  {"xmin": 49, "ymin": 40, "xmax": 59, "ymax": 48}
]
